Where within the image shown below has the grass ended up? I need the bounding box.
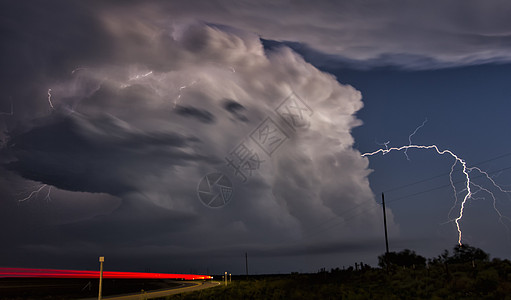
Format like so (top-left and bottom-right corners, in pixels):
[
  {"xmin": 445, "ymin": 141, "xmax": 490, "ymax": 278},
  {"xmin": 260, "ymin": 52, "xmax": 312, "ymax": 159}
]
[{"xmin": 165, "ymin": 260, "xmax": 511, "ymax": 300}]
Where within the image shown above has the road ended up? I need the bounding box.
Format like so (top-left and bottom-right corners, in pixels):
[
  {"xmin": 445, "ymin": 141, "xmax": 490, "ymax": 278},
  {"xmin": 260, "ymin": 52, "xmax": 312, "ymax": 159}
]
[{"xmin": 78, "ymin": 281, "xmax": 221, "ymax": 300}]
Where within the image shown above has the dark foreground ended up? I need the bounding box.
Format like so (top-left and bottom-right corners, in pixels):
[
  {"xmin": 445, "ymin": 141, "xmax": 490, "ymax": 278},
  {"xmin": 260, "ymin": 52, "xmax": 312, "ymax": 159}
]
[
  {"xmin": 2, "ymin": 259, "xmax": 511, "ymax": 299},
  {"xmin": 0, "ymin": 278, "xmax": 186, "ymax": 300},
  {"xmin": 172, "ymin": 261, "xmax": 511, "ymax": 300}
]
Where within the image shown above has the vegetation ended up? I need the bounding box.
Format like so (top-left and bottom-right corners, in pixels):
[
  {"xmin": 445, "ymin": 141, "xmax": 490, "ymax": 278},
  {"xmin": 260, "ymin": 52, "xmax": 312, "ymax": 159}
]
[
  {"xmin": 168, "ymin": 245, "xmax": 511, "ymax": 300},
  {"xmin": 1, "ymin": 244, "xmax": 509, "ymax": 299},
  {"xmin": 378, "ymin": 249, "xmax": 426, "ymax": 269}
]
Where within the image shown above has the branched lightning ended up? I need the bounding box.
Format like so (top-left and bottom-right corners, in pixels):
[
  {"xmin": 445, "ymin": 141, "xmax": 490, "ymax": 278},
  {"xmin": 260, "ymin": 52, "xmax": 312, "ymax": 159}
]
[
  {"xmin": 404, "ymin": 118, "xmax": 427, "ymax": 160},
  {"xmin": 375, "ymin": 139, "xmax": 391, "ymax": 153},
  {"xmin": 470, "ymin": 183, "xmax": 511, "ymax": 229},
  {"xmin": 362, "ymin": 144, "xmax": 511, "ymax": 245},
  {"xmin": 18, "ymin": 184, "xmax": 52, "ymax": 203},
  {"xmin": 447, "ymin": 161, "xmax": 460, "ymax": 219},
  {"xmin": 47, "ymin": 89, "xmax": 54, "ymax": 110}
]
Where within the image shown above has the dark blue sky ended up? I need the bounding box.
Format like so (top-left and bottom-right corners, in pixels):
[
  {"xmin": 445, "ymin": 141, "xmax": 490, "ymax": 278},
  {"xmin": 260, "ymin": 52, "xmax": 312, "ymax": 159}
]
[{"xmin": 343, "ymin": 64, "xmax": 511, "ymax": 258}]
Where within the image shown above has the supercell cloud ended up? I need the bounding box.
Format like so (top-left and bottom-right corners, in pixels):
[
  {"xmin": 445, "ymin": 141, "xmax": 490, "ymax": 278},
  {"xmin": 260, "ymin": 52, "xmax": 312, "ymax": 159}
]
[{"xmin": 0, "ymin": 1, "xmax": 395, "ymax": 272}]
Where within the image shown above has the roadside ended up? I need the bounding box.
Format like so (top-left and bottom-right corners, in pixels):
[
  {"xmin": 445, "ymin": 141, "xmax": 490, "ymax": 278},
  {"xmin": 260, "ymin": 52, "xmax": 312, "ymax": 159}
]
[{"xmin": 77, "ymin": 281, "xmax": 221, "ymax": 300}]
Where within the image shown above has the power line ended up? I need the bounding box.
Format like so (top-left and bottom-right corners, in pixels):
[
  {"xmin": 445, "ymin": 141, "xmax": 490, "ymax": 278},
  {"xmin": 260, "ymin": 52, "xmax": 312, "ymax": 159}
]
[
  {"xmin": 383, "ymin": 150, "xmax": 511, "ymax": 193},
  {"xmin": 300, "ymin": 153, "xmax": 511, "ymax": 240},
  {"xmin": 280, "ymin": 152, "xmax": 511, "ymax": 244},
  {"xmin": 383, "ymin": 164, "xmax": 511, "ymax": 205}
]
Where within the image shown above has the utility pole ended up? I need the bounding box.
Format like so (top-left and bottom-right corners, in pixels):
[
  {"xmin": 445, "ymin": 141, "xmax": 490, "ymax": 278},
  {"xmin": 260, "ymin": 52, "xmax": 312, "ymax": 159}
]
[
  {"xmin": 98, "ymin": 256, "xmax": 104, "ymax": 300},
  {"xmin": 245, "ymin": 252, "xmax": 249, "ymax": 280},
  {"xmin": 382, "ymin": 193, "xmax": 390, "ymax": 274}
]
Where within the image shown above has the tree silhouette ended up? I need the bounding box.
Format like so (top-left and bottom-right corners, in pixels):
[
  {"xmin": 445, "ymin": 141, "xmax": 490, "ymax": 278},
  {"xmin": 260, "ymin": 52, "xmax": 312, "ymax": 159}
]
[
  {"xmin": 448, "ymin": 243, "xmax": 489, "ymax": 263},
  {"xmin": 378, "ymin": 249, "xmax": 426, "ymax": 269}
]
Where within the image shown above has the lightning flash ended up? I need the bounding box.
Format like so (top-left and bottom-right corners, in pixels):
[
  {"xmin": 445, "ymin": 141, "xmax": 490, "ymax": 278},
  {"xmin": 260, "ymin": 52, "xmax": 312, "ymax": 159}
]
[
  {"xmin": 173, "ymin": 80, "xmax": 197, "ymax": 108},
  {"xmin": 362, "ymin": 144, "xmax": 511, "ymax": 245},
  {"xmin": 18, "ymin": 184, "xmax": 52, "ymax": 203},
  {"xmin": 47, "ymin": 89, "xmax": 54, "ymax": 110},
  {"xmin": 71, "ymin": 67, "xmax": 86, "ymax": 74},
  {"xmin": 129, "ymin": 71, "xmax": 153, "ymax": 81},
  {"xmin": 404, "ymin": 118, "xmax": 427, "ymax": 160}
]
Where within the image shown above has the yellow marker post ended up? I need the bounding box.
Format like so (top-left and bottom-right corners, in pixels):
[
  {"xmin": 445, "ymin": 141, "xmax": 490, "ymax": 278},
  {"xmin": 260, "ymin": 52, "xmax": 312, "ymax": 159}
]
[{"xmin": 98, "ymin": 256, "xmax": 104, "ymax": 300}]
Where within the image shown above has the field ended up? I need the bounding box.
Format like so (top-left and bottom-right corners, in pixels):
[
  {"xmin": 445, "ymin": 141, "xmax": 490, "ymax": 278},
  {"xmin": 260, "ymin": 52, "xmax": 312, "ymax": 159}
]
[
  {"xmin": 171, "ymin": 246, "xmax": 511, "ymax": 300},
  {"xmin": 172, "ymin": 261, "xmax": 511, "ymax": 300}
]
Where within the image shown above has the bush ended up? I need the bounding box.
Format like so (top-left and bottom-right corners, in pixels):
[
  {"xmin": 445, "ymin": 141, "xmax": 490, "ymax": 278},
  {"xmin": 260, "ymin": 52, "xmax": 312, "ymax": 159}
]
[{"xmin": 378, "ymin": 249, "xmax": 426, "ymax": 269}]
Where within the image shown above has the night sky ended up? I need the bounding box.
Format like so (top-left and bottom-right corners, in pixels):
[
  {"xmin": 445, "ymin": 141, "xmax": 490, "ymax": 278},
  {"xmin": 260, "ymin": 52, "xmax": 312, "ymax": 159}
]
[{"xmin": 1, "ymin": 0, "xmax": 511, "ymax": 275}]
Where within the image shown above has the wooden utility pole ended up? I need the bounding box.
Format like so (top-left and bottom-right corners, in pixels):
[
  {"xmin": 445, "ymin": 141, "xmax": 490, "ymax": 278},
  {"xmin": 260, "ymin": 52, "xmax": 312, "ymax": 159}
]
[
  {"xmin": 382, "ymin": 193, "xmax": 390, "ymax": 274},
  {"xmin": 245, "ymin": 252, "xmax": 249, "ymax": 280}
]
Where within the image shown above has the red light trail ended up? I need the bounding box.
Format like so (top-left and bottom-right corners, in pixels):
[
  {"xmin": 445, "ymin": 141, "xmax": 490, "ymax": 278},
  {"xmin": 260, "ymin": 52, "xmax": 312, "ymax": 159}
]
[{"xmin": 0, "ymin": 267, "xmax": 211, "ymax": 280}]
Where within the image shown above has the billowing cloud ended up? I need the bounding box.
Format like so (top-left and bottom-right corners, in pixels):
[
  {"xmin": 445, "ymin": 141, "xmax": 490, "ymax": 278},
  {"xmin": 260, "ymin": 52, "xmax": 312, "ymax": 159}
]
[
  {"xmin": 0, "ymin": 1, "xmax": 399, "ymax": 273},
  {"xmin": 71, "ymin": 0, "xmax": 511, "ymax": 70}
]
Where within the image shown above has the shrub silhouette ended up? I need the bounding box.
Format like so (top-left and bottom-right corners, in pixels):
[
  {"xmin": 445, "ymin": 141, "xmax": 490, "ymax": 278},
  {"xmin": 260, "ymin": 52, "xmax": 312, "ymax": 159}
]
[{"xmin": 378, "ymin": 249, "xmax": 426, "ymax": 269}]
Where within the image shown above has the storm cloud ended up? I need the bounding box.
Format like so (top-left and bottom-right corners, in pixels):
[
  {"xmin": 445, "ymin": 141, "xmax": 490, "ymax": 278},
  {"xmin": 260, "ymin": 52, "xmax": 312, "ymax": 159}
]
[
  {"xmin": 60, "ymin": 0, "xmax": 511, "ymax": 70},
  {"xmin": 0, "ymin": 1, "xmax": 400, "ymax": 273}
]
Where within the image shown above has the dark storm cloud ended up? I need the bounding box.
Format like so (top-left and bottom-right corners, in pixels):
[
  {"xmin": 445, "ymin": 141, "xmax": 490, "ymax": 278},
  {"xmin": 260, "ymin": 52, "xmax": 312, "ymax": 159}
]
[
  {"xmin": 248, "ymin": 240, "xmax": 382, "ymax": 258},
  {"xmin": 4, "ymin": 113, "xmax": 208, "ymax": 194},
  {"xmin": 0, "ymin": 0, "xmax": 114, "ymax": 91},
  {"xmin": 126, "ymin": 239, "xmax": 383, "ymax": 259},
  {"xmin": 223, "ymin": 99, "xmax": 248, "ymax": 122},
  {"xmin": 223, "ymin": 100, "xmax": 244, "ymax": 112},
  {"xmin": 261, "ymin": 39, "xmax": 444, "ymax": 70},
  {"xmin": 55, "ymin": 199, "xmax": 200, "ymax": 246},
  {"xmin": 175, "ymin": 105, "xmax": 215, "ymax": 124},
  {"xmin": 0, "ymin": 0, "xmax": 401, "ymax": 273}
]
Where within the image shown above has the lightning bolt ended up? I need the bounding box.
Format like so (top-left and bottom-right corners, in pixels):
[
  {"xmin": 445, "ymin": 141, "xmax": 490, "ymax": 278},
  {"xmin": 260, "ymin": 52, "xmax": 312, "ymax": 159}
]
[
  {"xmin": 129, "ymin": 71, "xmax": 153, "ymax": 81},
  {"xmin": 447, "ymin": 161, "xmax": 460, "ymax": 219},
  {"xmin": 404, "ymin": 118, "xmax": 427, "ymax": 160},
  {"xmin": 173, "ymin": 80, "xmax": 197, "ymax": 108},
  {"xmin": 119, "ymin": 70, "xmax": 154, "ymax": 89},
  {"xmin": 362, "ymin": 144, "xmax": 511, "ymax": 246},
  {"xmin": 18, "ymin": 184, "xmax": 52, "ymax": 203},
  {"xmin": 47, "ymin": 89, "xmax": 55, "ymax": 110},
  {"xmin": 71, "ymin": 67, "xmax": 86, "ymax": 74}
]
